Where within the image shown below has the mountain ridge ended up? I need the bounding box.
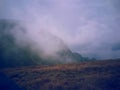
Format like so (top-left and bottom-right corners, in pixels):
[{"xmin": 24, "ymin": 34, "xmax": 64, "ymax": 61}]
[{"xmin": 0, "ymin": 19, "xmax": 92, "ymax": 68}]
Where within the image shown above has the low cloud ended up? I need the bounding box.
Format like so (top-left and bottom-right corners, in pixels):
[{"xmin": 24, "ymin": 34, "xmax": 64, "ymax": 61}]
[{"xmin": 0, "ymin": 0, "xmax": 120, "ymax": 59}]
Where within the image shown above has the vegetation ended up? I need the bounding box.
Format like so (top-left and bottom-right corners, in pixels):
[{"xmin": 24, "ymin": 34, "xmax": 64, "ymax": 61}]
[{"xmin": 3, "ymin": 59, "xmax": 120, "ymax": 90}]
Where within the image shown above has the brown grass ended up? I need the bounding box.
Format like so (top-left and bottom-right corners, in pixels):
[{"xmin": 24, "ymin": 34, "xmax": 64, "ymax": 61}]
[{"xmin": 2, "ymin": 59, "xmax": 120, "ymax": 90}]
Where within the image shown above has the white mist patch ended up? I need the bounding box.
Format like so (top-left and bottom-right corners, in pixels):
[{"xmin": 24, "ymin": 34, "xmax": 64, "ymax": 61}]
[{"xmin": 11, "ymin": 22, "xmax": 68, "ymax": 60}]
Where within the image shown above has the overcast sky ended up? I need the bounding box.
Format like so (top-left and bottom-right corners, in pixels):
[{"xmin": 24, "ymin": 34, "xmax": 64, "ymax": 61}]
[{"xmin": 0, "ymin": 0, "xmax": 120, "ymax": 59}]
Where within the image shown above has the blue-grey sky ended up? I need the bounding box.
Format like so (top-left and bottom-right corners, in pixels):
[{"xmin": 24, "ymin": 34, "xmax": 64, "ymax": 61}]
[{"xmin": 0, "ymin": 0, "xmax": 120, "ymax": 59}]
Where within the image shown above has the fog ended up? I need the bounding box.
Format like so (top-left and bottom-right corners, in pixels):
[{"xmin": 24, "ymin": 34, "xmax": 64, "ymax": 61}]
[
  {"xmin": 9, "ymin": 20, "xmax": 69, "ymax": 61},
  {"xmin": 0, "ymin": 0, "xmax": 120, "ymax": 59}
]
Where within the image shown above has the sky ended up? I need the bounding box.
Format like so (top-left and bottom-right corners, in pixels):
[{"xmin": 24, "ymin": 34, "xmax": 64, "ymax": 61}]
[{"xmin": 0, "ymin": 0, "xmax": 120, "ymax": 59}]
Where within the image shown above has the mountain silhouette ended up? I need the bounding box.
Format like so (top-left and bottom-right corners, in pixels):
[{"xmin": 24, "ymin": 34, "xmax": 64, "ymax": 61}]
[{"xmin": 0, "ymin": 19, "xmax": 91, "ymax": 68}]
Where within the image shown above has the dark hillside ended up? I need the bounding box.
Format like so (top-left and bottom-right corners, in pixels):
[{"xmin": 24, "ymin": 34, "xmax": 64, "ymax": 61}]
[{"xmin": 0, "ymin": 19, "xmax": 91, "ymax": 68}]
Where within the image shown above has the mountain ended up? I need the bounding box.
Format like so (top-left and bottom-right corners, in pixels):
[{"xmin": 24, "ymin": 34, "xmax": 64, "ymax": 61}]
[{"xmin": 0, "ymin": 19, "xmax": 91, "ymax": 68}]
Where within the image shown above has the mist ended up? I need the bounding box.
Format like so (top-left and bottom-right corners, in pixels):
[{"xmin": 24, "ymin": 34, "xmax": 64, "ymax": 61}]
[
  {"xmin": 11, "ymin": 22, "xmax": 68, "ymax": 60},
  {"xmin": 0, "ymin": 0, "xmax": 120, "ymax": 59}
]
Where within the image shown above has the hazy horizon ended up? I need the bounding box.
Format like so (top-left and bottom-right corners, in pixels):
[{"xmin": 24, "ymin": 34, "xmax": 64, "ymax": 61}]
[{"xmin": 0, "ymin": 0, "xmax": 120, "ymax": 59}]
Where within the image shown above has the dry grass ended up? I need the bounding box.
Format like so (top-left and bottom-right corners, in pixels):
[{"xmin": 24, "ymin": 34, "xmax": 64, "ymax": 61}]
[{"xmin": 2, "ymin": 59, "xmax": 120, "ymax": 90}]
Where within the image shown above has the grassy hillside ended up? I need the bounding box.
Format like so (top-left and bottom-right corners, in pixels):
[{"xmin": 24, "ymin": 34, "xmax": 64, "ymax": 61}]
[{"xmin": 2, "ymin": 59, "xmax": 120, "ymax": 90}]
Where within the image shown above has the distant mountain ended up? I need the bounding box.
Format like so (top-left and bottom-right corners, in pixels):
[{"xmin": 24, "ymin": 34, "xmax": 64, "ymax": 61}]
[{"xmin": 0, "ymin": 19, "xmax": 92, "ymax": 68}]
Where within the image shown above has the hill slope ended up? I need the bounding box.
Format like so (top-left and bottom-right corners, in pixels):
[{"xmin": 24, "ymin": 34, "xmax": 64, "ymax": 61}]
[
  {"xmin": 2, "ymin": 59, "xmax": 120, "ymax": 90},
  {"xmin": 0, "ymin": 19, "xmax": 90, "ymax": 68}
]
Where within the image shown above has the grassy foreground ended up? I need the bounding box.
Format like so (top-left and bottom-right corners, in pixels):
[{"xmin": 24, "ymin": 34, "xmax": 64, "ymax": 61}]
[{"xmin": 2, "ymin": 59, "xmax": 120, "ymax": 90}]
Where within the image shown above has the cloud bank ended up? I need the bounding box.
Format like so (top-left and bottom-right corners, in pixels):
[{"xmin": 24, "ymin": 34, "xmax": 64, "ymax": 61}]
[{"xmin": 0, "ymin": 0, "xmax": 120, "ymax": 59}]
